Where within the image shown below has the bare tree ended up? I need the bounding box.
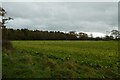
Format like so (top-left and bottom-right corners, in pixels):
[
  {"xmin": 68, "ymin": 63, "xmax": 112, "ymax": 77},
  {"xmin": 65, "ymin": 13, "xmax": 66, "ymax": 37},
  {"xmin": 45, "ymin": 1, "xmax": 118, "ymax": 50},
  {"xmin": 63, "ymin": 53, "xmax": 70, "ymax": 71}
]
[{"xmin": 0, "ymin": 7, "xmax": 13, "ymax": 28}]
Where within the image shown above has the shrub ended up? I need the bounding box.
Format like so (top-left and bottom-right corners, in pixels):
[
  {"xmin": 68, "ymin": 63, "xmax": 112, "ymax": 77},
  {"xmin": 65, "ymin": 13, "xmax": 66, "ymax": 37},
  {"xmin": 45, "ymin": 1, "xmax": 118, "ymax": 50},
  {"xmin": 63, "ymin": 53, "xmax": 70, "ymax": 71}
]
[{"xmin": 2, "ymin": 40, "xmax": 13, "ymax": 51}]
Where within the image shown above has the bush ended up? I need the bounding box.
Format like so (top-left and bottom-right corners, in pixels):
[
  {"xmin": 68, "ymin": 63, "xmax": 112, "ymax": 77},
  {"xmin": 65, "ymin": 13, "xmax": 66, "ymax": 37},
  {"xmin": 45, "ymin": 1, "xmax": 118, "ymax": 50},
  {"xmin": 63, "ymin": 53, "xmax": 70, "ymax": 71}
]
[{"xmin": 2, "ymin": 40, "xmax": 13, "ymax": 50}]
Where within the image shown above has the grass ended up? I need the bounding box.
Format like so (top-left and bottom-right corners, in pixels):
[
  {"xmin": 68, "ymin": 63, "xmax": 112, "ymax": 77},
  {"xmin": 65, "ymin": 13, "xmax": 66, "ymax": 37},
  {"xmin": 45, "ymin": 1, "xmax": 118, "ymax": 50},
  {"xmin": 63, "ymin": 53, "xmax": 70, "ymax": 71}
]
[{"xmin": 2, "ymin": 40, "xmax": 120, "ymax": 78}]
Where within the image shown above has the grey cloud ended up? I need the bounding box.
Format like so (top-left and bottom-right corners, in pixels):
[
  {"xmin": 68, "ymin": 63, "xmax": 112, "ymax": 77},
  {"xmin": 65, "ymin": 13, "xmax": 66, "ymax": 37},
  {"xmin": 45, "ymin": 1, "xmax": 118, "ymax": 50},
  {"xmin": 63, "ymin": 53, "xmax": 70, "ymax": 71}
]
[{"xmin": 2, "ymin": 2, "xmax": 118, "ymax": 34}]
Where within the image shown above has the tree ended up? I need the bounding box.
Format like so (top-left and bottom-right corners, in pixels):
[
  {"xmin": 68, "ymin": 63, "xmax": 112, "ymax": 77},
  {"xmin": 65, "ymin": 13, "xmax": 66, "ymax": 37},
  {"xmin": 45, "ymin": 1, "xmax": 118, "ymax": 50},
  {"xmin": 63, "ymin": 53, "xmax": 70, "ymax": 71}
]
[
  {"xmin": 79, "ymin": 32, "xmax": 88, "ymax": 40},
  {"xmin": 110, "ymin": 30, "xmax": 120, "ymax": 39},
  {"xmin": 90, "ymin": 33, "xmax": 93, "ymax": 38},
  {"xmin": 105, "ymin": 35, "xmax": 113, "ymax": 40},
  {"xmin": 0, "ymin": 7, "xmax": 13, "ymax": 50},
  {"xmin": 69, "ymin": 31, "xmax": 76, "ymax": 35},
  {"xmin": 0, "ymin": 7, "xmax": 13, "ymax": 28}
]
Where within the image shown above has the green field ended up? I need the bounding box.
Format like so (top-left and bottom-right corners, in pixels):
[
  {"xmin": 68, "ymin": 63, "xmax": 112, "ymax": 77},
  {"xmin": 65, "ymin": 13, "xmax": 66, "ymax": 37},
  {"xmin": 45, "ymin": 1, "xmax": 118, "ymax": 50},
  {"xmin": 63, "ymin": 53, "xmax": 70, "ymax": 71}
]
[{"xmin": 2, "ymin": 41, "xmax": 120, "ymax": 78}]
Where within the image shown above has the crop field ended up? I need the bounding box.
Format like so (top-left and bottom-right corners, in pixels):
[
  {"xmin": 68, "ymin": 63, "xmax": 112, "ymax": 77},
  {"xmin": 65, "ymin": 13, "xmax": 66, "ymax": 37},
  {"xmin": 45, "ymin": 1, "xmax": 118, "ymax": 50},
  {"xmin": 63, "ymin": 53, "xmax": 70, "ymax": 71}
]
[{"xmin": 2, "ymin": 41, "xmax": 120, "ymax": 78}]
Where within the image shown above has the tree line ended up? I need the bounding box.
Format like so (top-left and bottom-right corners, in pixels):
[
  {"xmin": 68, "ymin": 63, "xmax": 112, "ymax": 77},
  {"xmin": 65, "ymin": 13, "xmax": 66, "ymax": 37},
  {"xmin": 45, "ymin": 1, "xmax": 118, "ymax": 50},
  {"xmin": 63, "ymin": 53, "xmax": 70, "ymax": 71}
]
[
  {"xmin": 2, "ymin": 28, "xmax": 80, "ymax": 40},
  {"xmin": 2, "ymin": 28, "xmax": 120, "ymax": 40}
]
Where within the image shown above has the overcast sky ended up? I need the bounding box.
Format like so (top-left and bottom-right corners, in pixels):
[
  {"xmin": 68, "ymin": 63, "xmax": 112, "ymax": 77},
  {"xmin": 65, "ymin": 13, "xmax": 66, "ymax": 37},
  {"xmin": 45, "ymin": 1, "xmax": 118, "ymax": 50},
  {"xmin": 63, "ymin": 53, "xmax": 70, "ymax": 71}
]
[
  {"xmin": 1, "ymin": 2, "xmax": 118, "ymax": 37},
  {"xmin": 1, "ymin": 0, "xmax": 119, "ymax": 2}
]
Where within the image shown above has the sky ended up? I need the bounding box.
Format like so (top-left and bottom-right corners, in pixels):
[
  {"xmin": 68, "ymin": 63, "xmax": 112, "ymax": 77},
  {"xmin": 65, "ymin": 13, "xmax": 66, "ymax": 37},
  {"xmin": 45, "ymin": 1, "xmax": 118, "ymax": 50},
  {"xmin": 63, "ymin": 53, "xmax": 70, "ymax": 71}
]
[
  {"xmin": 0, "ymin": 0, "xmax": 119, "ymax": 2},
  {"xmin": 1, "ymin": 1, "xmax": 118, "ymax": 37}
]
